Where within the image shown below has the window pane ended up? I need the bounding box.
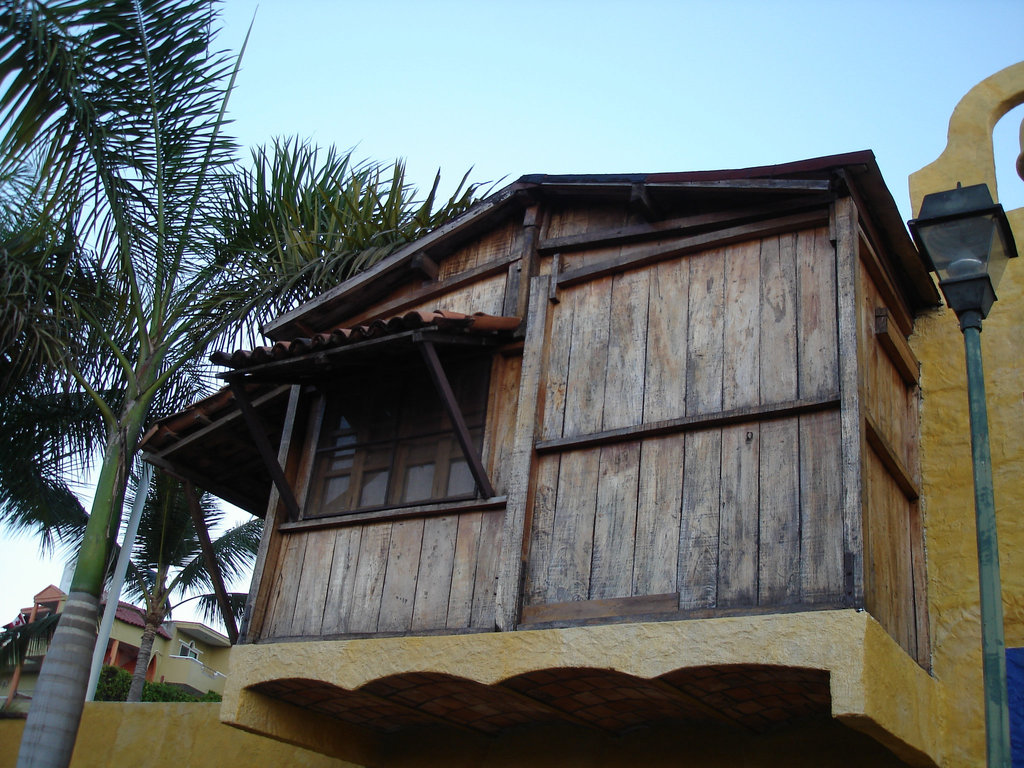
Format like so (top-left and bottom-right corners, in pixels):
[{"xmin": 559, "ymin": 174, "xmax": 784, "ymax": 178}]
[
  {"xmin": 359, "ymin": 470, "xmax": 389, "ymax": 507},
  {"xmin": 403, "ymin": 463, "xmax": 436, "ymax": 503},
  {"xmin": 322, "ymin": 475, "xmax": 351, "ymax": 509},
  {"xmin": 447, "ymin": 458, "xmax": 474, "ymax": 496}
]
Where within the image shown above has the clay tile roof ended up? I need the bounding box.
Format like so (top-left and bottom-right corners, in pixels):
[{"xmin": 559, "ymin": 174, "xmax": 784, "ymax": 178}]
[
  {"xmin": 112, "ymin": 601, "xmax": 172, "ymax": 639},
  {"xmin": 210, "ymin": 309, "xmax": 521, "ymax": 371}
]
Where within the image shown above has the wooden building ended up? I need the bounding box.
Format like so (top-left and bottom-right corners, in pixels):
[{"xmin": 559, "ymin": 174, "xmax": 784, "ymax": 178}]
[{"xmin": 143, "ymin": 151, "xmax": 946, "ymax": 766}]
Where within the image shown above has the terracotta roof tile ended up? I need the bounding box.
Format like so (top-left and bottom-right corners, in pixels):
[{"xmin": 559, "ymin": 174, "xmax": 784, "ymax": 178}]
[{"xmin": 210, "ymin": 309, "xmax": 520, "ymax": 371}]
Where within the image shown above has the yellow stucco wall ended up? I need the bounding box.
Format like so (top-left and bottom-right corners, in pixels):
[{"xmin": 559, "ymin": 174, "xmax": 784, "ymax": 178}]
[
  {"xmin": 0, "ymin": 704, "xmax": 357, "ymax": 768},
  {"xmin": 221, "ymin": 610, "xmax": 943, "ymax": 767},
  {"xmin": 908, "ymin": 61, "xmax": 1024, "ymax": 768}
]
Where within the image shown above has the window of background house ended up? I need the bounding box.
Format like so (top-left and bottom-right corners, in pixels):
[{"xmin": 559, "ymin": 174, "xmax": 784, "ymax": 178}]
[
  {"xmin": 176, "ymin": 641, "xmax": 199, "ymax": 659},
  {"xmin": 305, "ymin": 355, "xmax": 491, "ymax": 517}
]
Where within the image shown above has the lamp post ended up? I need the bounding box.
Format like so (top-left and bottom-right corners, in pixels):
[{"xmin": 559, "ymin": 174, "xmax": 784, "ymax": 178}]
[{"xmin": 909, "ymin": 182, "xmax": 1019, "ymax": 768}]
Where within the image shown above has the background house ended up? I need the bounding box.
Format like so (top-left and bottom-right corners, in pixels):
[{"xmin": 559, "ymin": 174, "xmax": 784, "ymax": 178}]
[{"xmin": 1, "ymin": 586, "xmax": 230, "ymax": 709}]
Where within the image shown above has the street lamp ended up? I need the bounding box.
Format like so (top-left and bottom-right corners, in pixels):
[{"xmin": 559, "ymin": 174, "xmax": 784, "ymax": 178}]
[{"xmin": 909, "ymin": 182, "xmax": 1019, "ymax": 768}]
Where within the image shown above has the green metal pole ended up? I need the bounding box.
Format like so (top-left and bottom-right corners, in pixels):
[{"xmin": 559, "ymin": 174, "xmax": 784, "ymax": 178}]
[{"xmin": 961, "ymin": 312, "xmax": 1011, "ymax": 768}]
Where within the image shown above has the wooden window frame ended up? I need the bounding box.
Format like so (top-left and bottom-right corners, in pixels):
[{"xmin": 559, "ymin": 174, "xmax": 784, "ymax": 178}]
[{"xmin": 299, "ymin": 349, "xmax": 494, "ymax": 522}]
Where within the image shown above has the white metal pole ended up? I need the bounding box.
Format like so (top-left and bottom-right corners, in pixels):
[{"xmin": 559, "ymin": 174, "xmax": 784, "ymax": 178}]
[{"xmin": 84, "ymin": 463, "xmax": 153, "ymax": 701}]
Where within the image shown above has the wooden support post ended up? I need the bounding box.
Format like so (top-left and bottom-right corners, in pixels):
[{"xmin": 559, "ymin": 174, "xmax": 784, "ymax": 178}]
[
  {"xmin": 515, "ymin": 205, "xmax": 543, "ymax": 322},
  {"xmin": 495, "ymin": 275, "xmax": 551, "ymax": 630},
  {"xmin": 229, "ymin": 382, "xmax": 301, "ymax": 522},
  {"xmin": 184, "ymin": 480, "xmax": 238, "ymax": 643},
  {"xmin": 240, "ymin": 385, "xmax": 302, "ymax": 643},
  {"xmin": 417, "ymin": 340, "xmax": 496, "ymax": 499},
  {"xmin": 834, "ymin": 195, "xmax": 865, "ymax": 606}
]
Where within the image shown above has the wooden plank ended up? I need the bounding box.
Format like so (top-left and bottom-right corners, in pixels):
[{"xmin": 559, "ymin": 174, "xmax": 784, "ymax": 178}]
[
  {"xmin": 267, "ymin": 532, "xmax": 308, "ymax": 638},
  {"xmin": 520, "ymin": 593, "xmax": 678, "ymax": 624},
  {"xmin": 643, "ymin": 259, "xmax": 689, "ymax": 421},
  {"xmin": 723, "ymin": 240, "xmax": 761, "ymax": 410},
  {"xmin": 411, "ymin": 515, "xmax": 458, "ymax": 631},
  {"xmin": 757, "ymin": 419, "xmax": 800, "ymax": 605},
  {"xmin": 292, "ymin": 530, "xmax": 335, "ymax": 636},
  {"xmin": 522, "ymin": 454, "xmax": 561, "ymax": 606},
  {"xmin": 377, "ymin": 518, "xmax": 425, "ymax": 633},
  {"xmin": 602, "ymin": 269, "xmax": 649, "ymax": 429},
  {"xmin": 589, "ymin": 442, "xmax": 641, "ymax": 599},
  {"xmin": 563, "ymin": 278, "xmax": 612, "ymax": 436},
  {"xmin": 759, "ymin": 234, "xmax": 798, "ymax": 403},
  {"xmin": 686, "ymin": 247, "xmax": 725, "ymax": 416},
  {"xmin": 495, "ymin": 275, "xmax": 551, "ymax": 630},
  {"xmin": 909, "ymin": 499, "xmax": 931, "ymax": 667},
  {"xmin": 484, "ymin": 354, "xmax": 522, "ymax": 494},
  {"xmin": 718, "ymin": 424, "xmax": 760, "ymax": 607},
  {"xmin": 470, "ymin": 509, "xmax": 503, "ymax": 629},
  {"xmin": 633, "ymin": 435, "xmax": 684, "ymax": 596},
  {"xmin": 545, "ymin": 448, "xmax": 601, "ymax": 603},
  {"xmin": 446, "ymin": 512, "xmax": 482, "ymax": 628},
  {"xmin": 241, "ymin": 386, "xmax": 302, "ymax": 642},
  {"xmin": 678, "ymin": 429, "xmax": 722, "ymax": 609},
  {"xmin": 346, "ymin": 522, "xmax": 392, "ymax": 633},
  {"xmin": 833, "ymin": 198, "xmax": 864, "ymax": 606},
  {"xmin": 797, "ymin": 226, "xmax": 839, "ymax": 399},
  {"xmin": 799, "ymin": 410, "xmax": 845, "ymax": 604},
  {"xmin": 540, "ymin": 283, "xmax": 574, "ymax": 441},
  {"xmin": 320, "ymin": 526, "xmax": 362, "ymax": 635},
  {"xmin": 535, "ymin": 394, "xmax": 839, "ymax": 455}
]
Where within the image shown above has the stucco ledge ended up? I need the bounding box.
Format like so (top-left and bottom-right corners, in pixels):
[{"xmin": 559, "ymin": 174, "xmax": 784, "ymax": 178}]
[{"xmin": 219, "ymin": 609, "xmax": 944, "ymax": 766}]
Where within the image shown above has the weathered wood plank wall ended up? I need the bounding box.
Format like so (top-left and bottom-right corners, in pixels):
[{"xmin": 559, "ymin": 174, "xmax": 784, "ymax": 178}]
[
  {"xmin": 857, "ymin": 242, "xmax": 928, "ymax": 664},
  {"xmin": 523, "ymin": 225, "xmax": 847, "ymax": 617},
  {"xmin": 248, "ymin": 196, "xmax": 927, "ymax": 667},
  {"xmin": 253, "ymin": 233, "xmax": 516, "ymax": 639}
]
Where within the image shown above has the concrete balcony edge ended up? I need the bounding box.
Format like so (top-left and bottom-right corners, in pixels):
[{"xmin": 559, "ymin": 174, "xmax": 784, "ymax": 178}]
[{"xmin": 220, "ymin": 609, "xmax": 944, "ymax": 766}]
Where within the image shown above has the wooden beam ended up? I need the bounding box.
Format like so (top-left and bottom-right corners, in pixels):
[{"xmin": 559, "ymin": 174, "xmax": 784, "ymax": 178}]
[
  {"xmin": 184, "ymin": 481, "xmax": 238, "ymax": 643},
  {"xmin": 278, "ymin": 496, "xmax": 507, "ymax": 532},
  {"xmin": 230, "ymin": 382, "xmax": 301, "ymax": 521},
  {"xmin": 556, "ymin": 209, "xmax": 829, "ymax": 289},
  {"xmin": 535, "ymin": 395, "xmax": 840, "ymax": 455},
  {"xmin": 241, "ymin": 385, "xmax": 302, "ymax": 643},
  {"xmin": 495, "ymin": 275, "xmax": 551, "ymax": 631},
  {"xmin": 863, "ymin": 412, "xmax": 920, "ymax": 501},
  {"xmin": 417, "ymin": 340, "xmax": 496, "ymax": 499},
  {"xmin": 874, "ymin": 308, "xmax": 920, "ymax": 386},
  {"xmin": 520, "ymin": 593, "xmax": 678, "ymax": 624},
  {"xmin": 834, "ymin": 196, "xmax": 865, "ymax": 607},
  {"xmin": 538, "ymin": 196, "xmax": 830, "ymax": 254}
]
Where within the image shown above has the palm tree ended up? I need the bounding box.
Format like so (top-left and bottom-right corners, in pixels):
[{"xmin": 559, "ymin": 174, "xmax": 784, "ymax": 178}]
[
  {"xmin": 0, "ymin": 3, "xmax": 480, "ymax": 765},
  {"xmin": 120, "ymin": 473, "xmax": 259, "ymax": 702}
]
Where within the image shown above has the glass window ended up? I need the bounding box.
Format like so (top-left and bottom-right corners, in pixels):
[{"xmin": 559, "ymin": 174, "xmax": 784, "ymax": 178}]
[{"xmin": 306, "ymin": 355, "xmax": 490, "ymax": 516}]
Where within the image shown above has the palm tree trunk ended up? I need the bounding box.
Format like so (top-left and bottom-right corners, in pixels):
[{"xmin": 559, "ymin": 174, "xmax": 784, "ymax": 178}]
[
  {"xmin": 126, "ymin": 619, "xmax": 159, "ymax": 702},
  {"xmin": 16, "ymin": 401, "xmax": 148, "ymax": 768},
  {"xmin": 14, "ymin": 592, "xmax": 98, "ymax": 768}
]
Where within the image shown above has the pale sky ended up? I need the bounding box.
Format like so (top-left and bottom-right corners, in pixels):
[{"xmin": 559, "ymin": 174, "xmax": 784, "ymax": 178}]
[{"xmin": 2, "ymin": 0, "xmax": 1022, "ymax": 627}]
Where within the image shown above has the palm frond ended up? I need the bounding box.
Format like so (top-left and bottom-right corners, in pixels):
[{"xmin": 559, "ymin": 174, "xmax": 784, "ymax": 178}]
[{"xmin": 0, "ymin": 612, "xmax": 60, "ymax": 670}]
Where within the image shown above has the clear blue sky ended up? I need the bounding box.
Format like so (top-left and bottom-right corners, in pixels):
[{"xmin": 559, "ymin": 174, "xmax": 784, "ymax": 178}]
[{"xmin": 2, "ymin": 0, "xmax": 1022, "ymax": 626}]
